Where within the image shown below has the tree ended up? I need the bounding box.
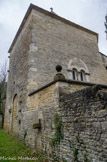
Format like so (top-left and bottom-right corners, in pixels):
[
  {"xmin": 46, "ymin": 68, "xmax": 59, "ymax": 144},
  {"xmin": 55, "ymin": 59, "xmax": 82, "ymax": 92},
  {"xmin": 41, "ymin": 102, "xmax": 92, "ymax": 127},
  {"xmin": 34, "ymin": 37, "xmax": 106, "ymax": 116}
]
[
  {"xmin": 105, "ymin": 14, "xmax": 107, "ymax": 40},
  {"xmin": 0, "ymin": 61, "xmax": 8, "ymax": 115}
]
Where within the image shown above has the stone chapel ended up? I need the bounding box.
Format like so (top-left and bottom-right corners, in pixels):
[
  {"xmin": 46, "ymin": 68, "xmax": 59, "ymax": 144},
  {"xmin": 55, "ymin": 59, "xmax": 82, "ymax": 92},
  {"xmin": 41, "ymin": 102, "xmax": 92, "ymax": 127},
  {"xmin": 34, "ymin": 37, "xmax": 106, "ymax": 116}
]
[{"xmin": 4, "ymin": 4, "xmax": 107, "ymax": 161}]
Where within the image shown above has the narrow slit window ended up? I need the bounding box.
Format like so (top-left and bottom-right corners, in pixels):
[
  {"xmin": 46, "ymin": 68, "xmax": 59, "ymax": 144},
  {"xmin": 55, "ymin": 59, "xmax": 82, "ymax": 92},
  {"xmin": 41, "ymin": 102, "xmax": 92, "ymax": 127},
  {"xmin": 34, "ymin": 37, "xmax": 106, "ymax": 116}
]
[
  {"xmin": 80, "ymin": 72, "xmax": 83, "ymax": 81},
  {"xmin": 72, "ymin": 68, "xmax": 78, "ymax": 80},
  {"xmin": 72, "ymin": 71, "xmax": 76, "ymax": 80}
]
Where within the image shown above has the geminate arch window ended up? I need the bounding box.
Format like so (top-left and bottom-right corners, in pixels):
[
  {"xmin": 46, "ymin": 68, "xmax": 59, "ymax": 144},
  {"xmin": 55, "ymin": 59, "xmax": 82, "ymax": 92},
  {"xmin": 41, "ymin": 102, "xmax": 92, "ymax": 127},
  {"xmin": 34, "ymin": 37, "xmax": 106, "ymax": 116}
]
[{"xmin": 68, "ymin": 58, "xmax": 90, "ymax": 82}]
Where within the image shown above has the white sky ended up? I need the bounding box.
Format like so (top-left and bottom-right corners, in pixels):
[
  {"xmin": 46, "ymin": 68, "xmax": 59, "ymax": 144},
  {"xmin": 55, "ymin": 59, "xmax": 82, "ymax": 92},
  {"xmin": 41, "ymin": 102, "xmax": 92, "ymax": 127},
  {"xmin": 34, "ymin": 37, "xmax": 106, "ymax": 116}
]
[{"xmin": 0, "ymin": 0, "xmax": 107, "ymax": 65}]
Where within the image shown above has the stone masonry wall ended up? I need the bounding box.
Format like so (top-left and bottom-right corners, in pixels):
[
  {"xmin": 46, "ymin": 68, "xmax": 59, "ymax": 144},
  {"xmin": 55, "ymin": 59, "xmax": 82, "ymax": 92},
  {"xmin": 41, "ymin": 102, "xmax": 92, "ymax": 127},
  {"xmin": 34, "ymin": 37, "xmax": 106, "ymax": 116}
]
[
  {"xmin": 14, "ymin": 79, "xmax": 107, "ymax": 149},
  {"xmin": 27, "ymin": 8, "xmax": 107, "ymax": 89},
  {"xmin": 57, "ymin": 85, "xmax": 107, "ymax": 162},
  {"xmin": 24, "ymin": 83, "xmax": 59, "ymax": 148},
  {"xmin": 4, "ymin": 13, "xmax": 33, "ymax": 135},
  {"xmin": 31, "ymin": 83, "xmax": 107, "ymax": 162},
  {"xmin": 101, "ymin": 53, "xmax": 107, "ymax": 67}
]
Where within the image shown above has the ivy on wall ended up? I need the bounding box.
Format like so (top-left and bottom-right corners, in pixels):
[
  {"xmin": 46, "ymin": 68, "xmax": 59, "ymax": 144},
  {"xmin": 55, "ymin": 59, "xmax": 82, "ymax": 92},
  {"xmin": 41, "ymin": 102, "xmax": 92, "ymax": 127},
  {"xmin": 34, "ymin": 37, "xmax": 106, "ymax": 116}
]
[{"xmin": 51, "ymin": 113, "xmax": 63, "ymax": 147}]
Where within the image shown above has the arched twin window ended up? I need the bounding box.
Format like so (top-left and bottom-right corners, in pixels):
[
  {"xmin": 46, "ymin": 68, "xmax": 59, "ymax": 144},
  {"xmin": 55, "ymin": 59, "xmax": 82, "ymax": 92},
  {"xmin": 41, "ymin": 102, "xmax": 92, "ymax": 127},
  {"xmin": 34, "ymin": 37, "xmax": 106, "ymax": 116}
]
[
  {"xmin": 68, "ymin": 58, "xmax": 90, "ymax": 82},
  {"xmin": 71, "ymin": 69, "xmax": 85, "ymax": 81}
]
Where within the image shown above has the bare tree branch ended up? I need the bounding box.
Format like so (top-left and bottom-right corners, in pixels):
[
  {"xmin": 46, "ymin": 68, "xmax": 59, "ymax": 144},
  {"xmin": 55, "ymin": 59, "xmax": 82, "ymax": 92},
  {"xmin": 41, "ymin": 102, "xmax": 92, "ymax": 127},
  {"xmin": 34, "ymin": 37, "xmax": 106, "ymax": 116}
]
[
  {"xmin": 0, "ymin": 60, "xmax": 8, "ymax": 115},
  {"xmin": 0, "ymin": 60, "xmax": 8, "ymax": 82}
]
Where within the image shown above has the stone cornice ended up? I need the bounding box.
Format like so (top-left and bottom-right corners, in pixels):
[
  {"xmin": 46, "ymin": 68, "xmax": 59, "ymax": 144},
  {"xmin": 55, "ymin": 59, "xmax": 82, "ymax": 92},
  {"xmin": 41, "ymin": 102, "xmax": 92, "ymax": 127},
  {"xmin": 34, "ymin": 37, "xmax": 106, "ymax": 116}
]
[{"xmin": 29, "ymin": 79, "xmax": 107, "ymax": 96}]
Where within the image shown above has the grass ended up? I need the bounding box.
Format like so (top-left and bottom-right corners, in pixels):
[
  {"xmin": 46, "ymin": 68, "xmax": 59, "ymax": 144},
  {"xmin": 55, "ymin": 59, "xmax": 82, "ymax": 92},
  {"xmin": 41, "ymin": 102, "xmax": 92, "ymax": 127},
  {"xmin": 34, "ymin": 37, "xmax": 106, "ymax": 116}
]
[{"xmin": 0, "ymin": 129, "xmax": 47, "ymax": 162}]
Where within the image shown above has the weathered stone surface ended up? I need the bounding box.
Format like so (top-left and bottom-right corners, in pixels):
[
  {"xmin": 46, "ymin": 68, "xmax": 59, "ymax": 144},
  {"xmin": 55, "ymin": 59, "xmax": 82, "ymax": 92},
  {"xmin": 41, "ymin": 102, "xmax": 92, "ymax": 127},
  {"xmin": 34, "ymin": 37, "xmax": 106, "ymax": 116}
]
[
  {"xmin": 21, "ymin": 82, "xmax": 107, "ymax": 161},
  {"xmin": 4, "ymin": 4, "xmax": 107, "ymax": 162},
  {"xmin": 4, "ymin": 13, "xmax": 33, "ymax": 137},
  {"xmin": 56, "ymin": 85, "xmax": 107, "ymax": 162}
]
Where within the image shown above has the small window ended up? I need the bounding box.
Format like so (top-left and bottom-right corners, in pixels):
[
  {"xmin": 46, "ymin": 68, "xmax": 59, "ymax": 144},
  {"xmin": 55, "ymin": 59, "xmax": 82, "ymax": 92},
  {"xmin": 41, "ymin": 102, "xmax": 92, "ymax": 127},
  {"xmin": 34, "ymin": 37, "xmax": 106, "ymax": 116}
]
[
  {"xmin": 80, "ymin": 72, "xmax": 83, "ymax": 81},
  {"xmin": 80, "ymin": 70, "xmax": 85, "ymax": 81},
  {"xmin": 72, "ymin": 70, "xmax": 76, "ymax": 80},
  {"xmin": 72, "ymin": 68, "xmax": 78, "ymax": 80}
]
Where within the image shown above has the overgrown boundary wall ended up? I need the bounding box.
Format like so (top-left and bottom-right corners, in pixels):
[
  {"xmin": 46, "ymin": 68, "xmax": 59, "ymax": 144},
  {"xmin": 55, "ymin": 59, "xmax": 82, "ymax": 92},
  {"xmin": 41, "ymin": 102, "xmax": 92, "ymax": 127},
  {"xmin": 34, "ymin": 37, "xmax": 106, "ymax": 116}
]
[
  {"xmin": 58, "ymin": 85, "xmax": 107, "ymax": 162},
  {"xmin": 29, "ymin": 81, "xmax": 107, "ymax": 161}
]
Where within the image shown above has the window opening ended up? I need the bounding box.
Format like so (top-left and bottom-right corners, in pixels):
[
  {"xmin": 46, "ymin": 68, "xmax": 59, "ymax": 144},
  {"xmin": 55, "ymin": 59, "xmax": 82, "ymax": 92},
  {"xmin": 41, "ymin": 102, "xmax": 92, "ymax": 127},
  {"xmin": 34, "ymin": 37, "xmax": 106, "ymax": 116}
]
[
  {"xmin": 80, "ymin": 72, "xmax": 83, "ymax": 81},
  {"xmin": 72, "ymin": 70, "xmax": 76, "ymax": 80}
]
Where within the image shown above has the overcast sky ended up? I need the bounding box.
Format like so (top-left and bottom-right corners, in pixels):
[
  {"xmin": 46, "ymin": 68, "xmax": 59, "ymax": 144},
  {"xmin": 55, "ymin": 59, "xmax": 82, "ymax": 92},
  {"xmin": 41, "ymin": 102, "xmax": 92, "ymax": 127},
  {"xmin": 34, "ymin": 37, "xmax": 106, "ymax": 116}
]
[{"xmin": 0, "ymin": 0, "xmax": 107, "ymax": 65}]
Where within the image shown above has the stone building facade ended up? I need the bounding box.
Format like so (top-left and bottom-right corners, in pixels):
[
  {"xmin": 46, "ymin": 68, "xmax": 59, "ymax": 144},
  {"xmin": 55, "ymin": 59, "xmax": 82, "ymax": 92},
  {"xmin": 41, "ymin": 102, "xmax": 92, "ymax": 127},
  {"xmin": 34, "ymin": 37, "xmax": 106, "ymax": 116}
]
[{"xmin": 4, "ymin": 4, "xmax": 107, "ymax": 161}]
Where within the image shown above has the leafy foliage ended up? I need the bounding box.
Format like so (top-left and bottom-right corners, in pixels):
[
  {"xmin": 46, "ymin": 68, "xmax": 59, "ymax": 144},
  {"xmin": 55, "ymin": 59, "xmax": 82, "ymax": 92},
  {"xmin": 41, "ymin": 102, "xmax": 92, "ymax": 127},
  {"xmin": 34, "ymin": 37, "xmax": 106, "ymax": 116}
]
[
  {"xmin": 24, "ymin": 130, "xmax": 27, "ymax": 140},
  {"xmin": 51, "ymin": 113, "xmax": 63, "ymax": 147},
  {"xmin": 73, "ymin": 148, "xmax": 79, "ymax": 162},
  {"xmin": 84, "ymin": 152, "xmax": 89, "ymax": 162},
  {"xmin": 69, "ymin": 133, "xmax": 89, "ymax": 162}
]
